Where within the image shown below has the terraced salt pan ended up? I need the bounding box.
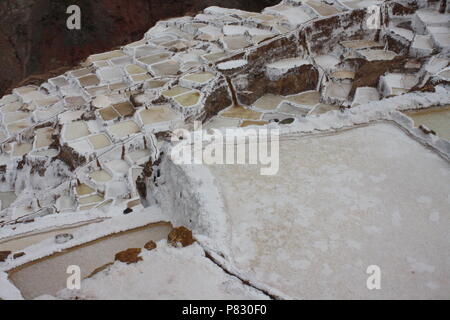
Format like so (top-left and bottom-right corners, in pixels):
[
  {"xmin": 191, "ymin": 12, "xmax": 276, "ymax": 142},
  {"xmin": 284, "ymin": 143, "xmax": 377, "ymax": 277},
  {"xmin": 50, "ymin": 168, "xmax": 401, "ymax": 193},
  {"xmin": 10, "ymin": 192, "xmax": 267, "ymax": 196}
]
[
  {"xmin": 111, "ymin": 56, "xmax": 133, "ymax": 66},
  {"xmin": 340, "ymin": 0, "xmax": 383, "ymax": 10},
  {"xmin": 70, "ymin": 67, "xmax": 94, "ymax": 78},
  {"xmin": 253, "ymin": 94, "xmax": 284, "ymax": 111},
  {"xmin": 217, "ymin": 59, "xmax": 248, "ymax": 71},
  {"xmin": 162, "ymin": 40, "xmax": 190, "ymax": 51},
  {"xmin": 352, "ymin": 87, "xmax": 380, "ymax": 107},
  {"xmin": 131, "ymin": 74, "xmax": 151, "ymax": 83},
  {"xmin": 133, "ymin": 46, "xmax": 160, "ymax": 58},
  {"xmin": 411, "ymin": 35, "xmax": 434, "ymax": 56},
  {"xmin": 150, "ymin": 60, "xmax": 180, "ymax": 76},
  {"xmin": 405, "ymin": 105, "xmax": 450, "ymax": 140},
  {"xmin": 126, "ymin": 64, "xmax": 147, "ymax": 75},
  {"xmin": 202, "ymin": 51, "xmax": 229, "ymax": 63},
  {"xmin": 58, "ymin": 110, "xmax": 84, "ymax": 125},
  {"xmin": 286, "ymin": 91, "xmax": 321, "ymax": 107},
  {"xmin": 78, "ymin": 194, "xmax": 104, "ymax": 206},
  {"xmin": 130, "ymin": 168, "xmax": 144, "ymax": 186},
  {"xmin": 16, "ymin": 89, "xmax": 47, "ymax": 104},
  {"xmin": 267, "ymin": 58, "xmax": 309, "ymax": 71},
  {"xmin": 182, "ymin": 72, "xmax": 215, "ymax": 84},
  {"xmin": 340, "ymin": 40, "xmax": 383, "ymax": 50},
  {"xmin": 75, "ymin": 184, "xmax": 95, "ymax": 197},
  {"xmin": 324, "ymin": 81, "xmax": 352, "ymax": 101},
  {"xmin": 438, "ymin": 69, "xmax": 450, "ymax": 81},
  {"xmin": 104, "ymin": 160, "xmax": 130, "ymax": 178},
  {"xmin": 8, "ymin": 223, "xmax": 172, "ymax": 299},
  {"xmin": 379, "ymin": 73, "xmax": 418, "ymax": 96},
  {"xmin": 240, "ymin": 120, "xmax": 269, "ymax": 127},
  {"xmin": 138, "ymin": 105, "xmax": 179, "ymax": 126},
  {"xmin": 78, "ymin": 74, "xmax": 100, "ymax": 87},
  {"xmin": 34, "ymin": 97, "xmax": 59, "ymax": 108},
  {"xmin": 34, "ymin": 104, "xmax": 65, "ymax": 122},
  {"xmin": 0, "ymin": 222, "xmax": 101, "ymax": 253},
  {"xmin": 6, "ymin": 119, "xmax": 36, "ymax": 136},
  {"xmin": 149, "ymin": 35, "xmax": 176, "ymax": 45},
  {"xmin": 197, "ymin": 26, "xmax": 222, "ymax": 41},
  {"xmin": 138, "ymin": 53, "xmax": 172, "ymax": 66},
  {"xmin": 99, "ymin": 106, "xmax": 120, "ymax": 121},
  {"xmin": 68, "ymin": 139, "xmax": 92, "ymax": 155},
  {"xmin": 389, "ymin": 25, "xmax": 414, "ymax": 42},
  {"xmin": 174, "ymin": 91, "xmax": 201, "ymax": 108},
  {"xmin": 207, "ymin": 123, "xmax": 450, "ymax": 299},
  {"xmin": 357, "ymin": 49, "xmax": 397, "ymax": 61},
  {"xmin": 204, "ymin": 117, "xmax": 241, "ymax": 129},
  {"xmin": 305, "ymin": 0, "xmax": 341, "ymax": 16},
  {"xmin": 0, "ymin": 192, "xmax": 16, "ymax": 211},
  {"xmin": 162, "ymin": 86, "xmax": 191, "ymax": 98},
  {"xmin": 0, "ymin": 95, "xmax": 18, "ymax": 105},
  {"xmin": 309, "ymin": 103, "xmax": 340, "ymax": 115},
  {"xmin": 12, "ymin": 143, "xmax": 32, "ymax": 157},
  {"xmin": 0, "ymin": 130, "xmax": 7, "ymax": 141},
  {"xmin": 113, "ymin": 102, "xmax": 135, "ymax": 117},
  {"xmin": 89, "ymin": 170, "xmax": 112, "ymax": 184},
  {"xmin": 93, "ymin": 61, "xmax": 110, "ymax": 68},
  {"xmin": 107, "ymin": 120, "xmax": 140, "ymax": 139},
  {"xmin": 262, "ymin": 112, "xmax": 294, "ymax": 123},
  {"xmin": 220, "ymin": 105, "xmax": 262, "ymax": 120},
  {"xmin": 97, "ymin": 67, "xmax": 124, "ymax": 82},
  {"xmin": 1, "ymin": 101, "xmax": 22, "ymax": 113},
  {"xmin": 330, "ymin": 70, "xmax": 355, "ymax": 80},
  {"xmin": 127, "ymin": 149, "xmax": 151, "ymax": 165},
  {"xmin": 87, "ymin": 134, "xmax": 112, "ymax": 150},
  {"xmin": 86, "ymin": 50, "xmax": 126, "ymax": 64},
  {"xmin": 264, "ymin": 4, "xmax": 313, "ymax": 25},
  {"xmin": 223, "ymin": 35, "xmax": 251, "ymax": 51},
  {"xmin": 278, "ymin": 102, "xmax": 309, "ymax": 117},
  {"xmin": 415, "ymin": 10, "xmax": 450, "ymax": 27},
  {"xmin": 314, "ymin": 55, "xmax": 340, "ymax": 71},
  {"xmin": 222, "ymin": 26, "xmax": 274, "ymax": 44},
  {"xmin": 34, "ymin": 127, "xmax": 54, "ymax": 149},
  {"xmin": 146, "ymin": 80, "xmax": 167, "ymax": 89},
  {"xmin": 63, "ymin": 121, "xmax": 90, "ymax": 141},
  {"xmin": 64, "ymin": 96, "xmax": 86, "ymax": 109},
  {"xmin": 30, "ymin": 149, "xmax": 59, "ymax": 158},
  {"xmin": 92, "ymin": 95, "xmax": 112, "ymax": 109},
  {"xmin": 4, "ymin": 112, "xmax": 29, "ymax": 124}
]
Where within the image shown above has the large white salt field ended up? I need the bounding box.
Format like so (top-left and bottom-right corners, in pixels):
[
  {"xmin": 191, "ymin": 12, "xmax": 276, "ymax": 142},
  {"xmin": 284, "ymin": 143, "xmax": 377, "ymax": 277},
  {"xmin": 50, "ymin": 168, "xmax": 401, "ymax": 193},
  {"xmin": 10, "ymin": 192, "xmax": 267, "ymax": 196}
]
[{"xmin": 205, "ymin": 123, "xmax": 450, "ymax": 299}]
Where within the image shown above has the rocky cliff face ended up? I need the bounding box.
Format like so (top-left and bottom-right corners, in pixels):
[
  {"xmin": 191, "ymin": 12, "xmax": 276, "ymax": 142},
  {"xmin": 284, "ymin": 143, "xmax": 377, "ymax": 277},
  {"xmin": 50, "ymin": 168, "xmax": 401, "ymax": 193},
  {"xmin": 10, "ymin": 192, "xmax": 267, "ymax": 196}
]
[{"xmin": 0, "ymin": 0, "xmax": 280, "ymax": 96}]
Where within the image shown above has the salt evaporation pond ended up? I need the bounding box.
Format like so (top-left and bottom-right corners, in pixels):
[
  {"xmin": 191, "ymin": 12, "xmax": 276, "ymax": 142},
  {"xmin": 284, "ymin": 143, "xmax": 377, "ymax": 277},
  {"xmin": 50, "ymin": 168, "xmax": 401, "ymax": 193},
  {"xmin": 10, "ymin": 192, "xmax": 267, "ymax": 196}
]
[
  {"xmin": 0, "ymin": 191, "xmax": 17, "ymax": 211},
  {"xmin": 8, "ymin": 222, "xmax": 172, "ymax": 299},
  {"xmin": 0, "ymin": 220, "xmax": 104, "ymax": 252},
  {"xmin": 405, "ymin": 105, "xmax": 450, "ymax": 140}
]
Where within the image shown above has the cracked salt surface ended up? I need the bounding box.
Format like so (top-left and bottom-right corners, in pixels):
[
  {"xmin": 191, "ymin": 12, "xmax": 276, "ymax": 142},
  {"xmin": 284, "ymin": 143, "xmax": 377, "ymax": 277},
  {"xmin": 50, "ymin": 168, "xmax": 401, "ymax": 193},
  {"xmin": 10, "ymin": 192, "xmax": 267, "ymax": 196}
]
[{"xmin": 207, "ymin": 123, "xmax": 450, "ymax": 299}]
